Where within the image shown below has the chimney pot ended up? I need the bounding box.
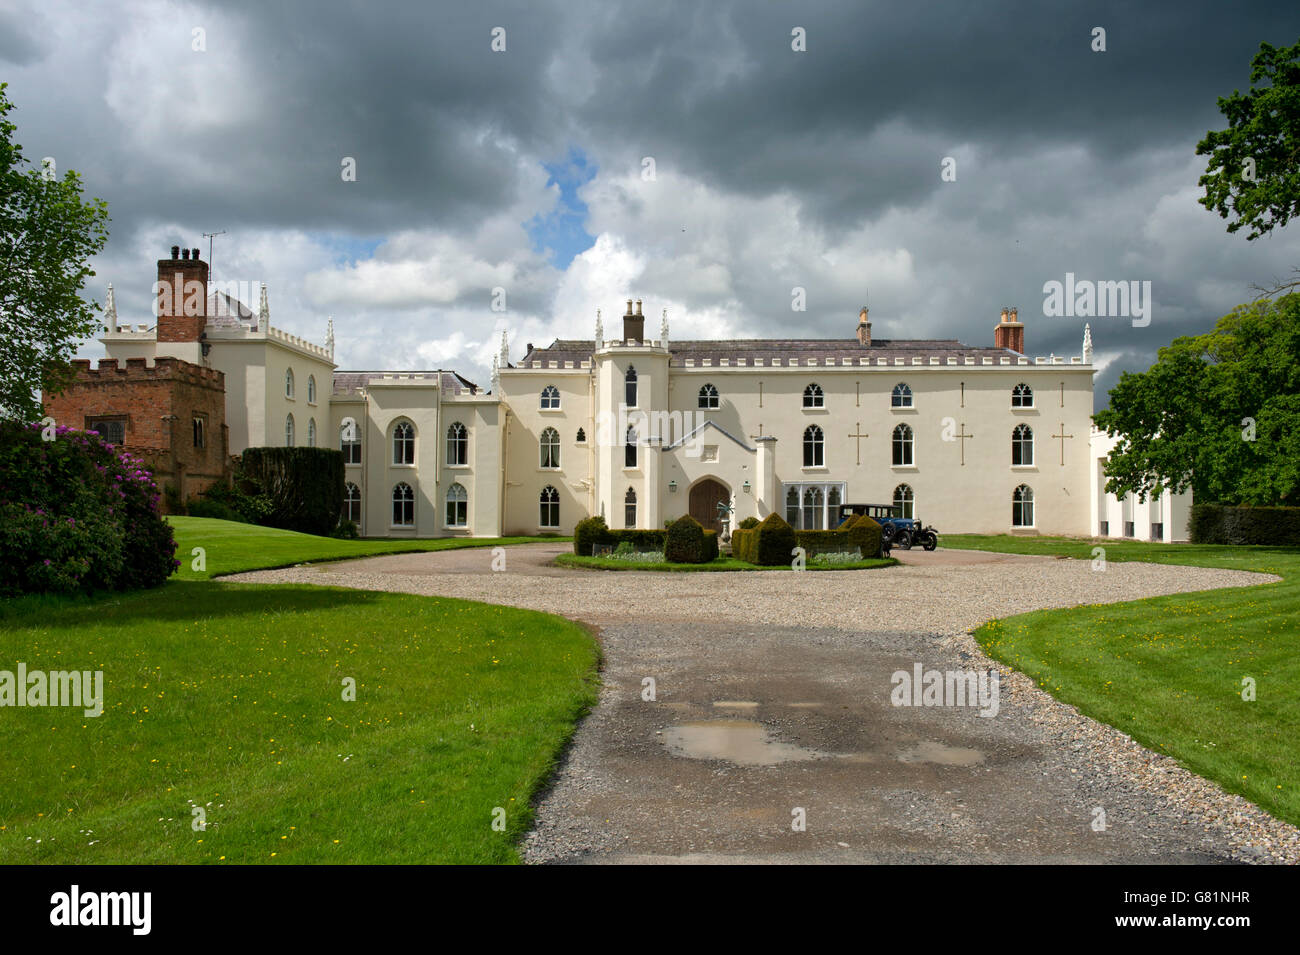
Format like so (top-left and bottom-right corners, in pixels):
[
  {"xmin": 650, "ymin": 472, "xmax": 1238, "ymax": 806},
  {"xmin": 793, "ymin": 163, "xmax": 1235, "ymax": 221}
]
[
  {"xmin": 172, "ymin": 246, "xmax": 180, "ymax": 259},
  {"xmin": 192, "ymin": 248, "xmax": 200, "ymax": 260},
  {"xmin": 626, "ymin": 299, "xmax": 633, "ymax": 315},
  {"xmin": 182, "ymin": 248, "xmax": 190, "ymax": 260}
]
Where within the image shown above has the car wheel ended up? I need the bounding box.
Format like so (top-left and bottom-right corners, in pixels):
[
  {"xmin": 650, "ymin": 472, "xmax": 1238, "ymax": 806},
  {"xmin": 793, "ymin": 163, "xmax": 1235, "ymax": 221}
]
[
  {"xmin": 922, "ymin": 532, "xmax": 938, "ymax": 551},
  {"xmin": 896, "ymin": 530, "xmax": 913, "ymax": 550}
]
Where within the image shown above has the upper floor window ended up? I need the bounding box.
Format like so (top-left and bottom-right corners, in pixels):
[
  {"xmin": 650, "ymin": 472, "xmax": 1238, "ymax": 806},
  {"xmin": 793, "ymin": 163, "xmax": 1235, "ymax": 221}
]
[
  {"xmin": 1012, "ymin": 383, "xmax": 1034, "ymax": 408},
  {"xmin": 803, "ymin": 383, "xmax": 824, "ymax": 408},
  {"xmin": 341, "ymin": 422, "xmax": 361, "ymax": 464},
  {"xmin": 307, "ymin": 375, "xmax": 317, "ymax": 403},
  {"xmin": 698, "ymin": 383, "xmax": 719, "ymax": 409},
  {"xmin": 891, "ymin": 382, "xmax": 913, "ymax": 408},
  {"xmin": 625, "ymin": 366, "xmax": 638, "ymax": 407},
  {"xmin": 91, "ymin": 419, "xmax": 126, "ymax": 445},
  {"xmin": 446, "ymin": 422, "xmax": 467, "ymax": 466},
  {"xmin": 892, "ymin": 423, "xmax": 913, "ymax": 465},
  {"xmin": 625, "ymin": 425, "xmax": 638, "ymax": 468},
  {"xmin": 540, "ymin": 427, "xmax": 560, "ymax": 468},
  {"xmin": 1012, "ymin": 424, "xmax": 1034, "ymax": 466},
  {"xmin": 803, "ymin": 425, "xmax": 824, "ymax": 467},
  {"xmin": 285, "ymin": 414, "xmax": 295, "ymax": 447},
  {"xmin": 285, "ymin": 368, "xmax": 295, "ymax": 398},
  {"xmin": 540, "ymin": 384, "xmax": 561, "ymax": 410},
  {"xmin": 393, "ymin": 421, "xmax": 415, "ymax": 465},
  {"xmin": 192, "ymin": 415, "xmax": 206, "ymax": 449}
]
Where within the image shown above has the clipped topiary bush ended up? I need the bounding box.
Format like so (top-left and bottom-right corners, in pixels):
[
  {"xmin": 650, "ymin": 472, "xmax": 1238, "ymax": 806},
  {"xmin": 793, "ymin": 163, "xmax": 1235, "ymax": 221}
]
[
  {"xmin": 574, "ymin": 515, "xmax": 612, "ymax": 555},
  {"xmin": 238, "ymin": 447, "xmax": 345, "ymax": 536},
  {"xmin": 0, "ymin": 421, "xmax": 177, "ymax": 596},
  {"xmin": 844, "ymin": 514, "xmax": 884, "ymax": 558},
  {"xmin": 665, "ymin": 514, "xmax": 706, "ymax": 563},
  {"xmin": 753, "ymin": 512, "xmax": 797, "ymax": 566},
  {"xmin": 731, "ymin": 527, "xmax": 756, "ymax": 563},
  {"xmin": 738, "ymin": 516, "xmax": 760, "ymax": 530}
]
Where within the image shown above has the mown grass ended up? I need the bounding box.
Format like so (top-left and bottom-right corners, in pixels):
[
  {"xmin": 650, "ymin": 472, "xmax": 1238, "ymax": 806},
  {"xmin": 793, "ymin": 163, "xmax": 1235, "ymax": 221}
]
[
  {"xmin": 168, "ymin": 516, "xmax": 569, "ymax": 580},
  {"xmin": 555, "ymin": 553, "xmax": 896, "ymax": 572},
  {"xmin": 0, "ymin": 520, "xmax": 598, "ymax": 864},
  {"xmin": 944, "ymin": 534, "xmax": 1299, "ymax": 826}
]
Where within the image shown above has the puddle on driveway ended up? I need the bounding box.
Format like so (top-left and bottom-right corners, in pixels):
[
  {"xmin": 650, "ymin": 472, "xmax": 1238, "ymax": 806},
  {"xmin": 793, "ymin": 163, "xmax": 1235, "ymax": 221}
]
[
  {"xmin": 897, "ymin": 740, "xmax": 986, "ymax": 767},
  {"xmin": 662, "ymin": 720, "xmax": 820, "ymax": 766}
]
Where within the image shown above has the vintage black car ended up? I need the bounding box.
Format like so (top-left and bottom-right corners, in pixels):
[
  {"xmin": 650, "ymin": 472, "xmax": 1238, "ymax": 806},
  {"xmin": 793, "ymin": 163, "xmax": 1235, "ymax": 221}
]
[{"xmin": 836, "ymin": 503, "xmax": 938, "ymax": 551}]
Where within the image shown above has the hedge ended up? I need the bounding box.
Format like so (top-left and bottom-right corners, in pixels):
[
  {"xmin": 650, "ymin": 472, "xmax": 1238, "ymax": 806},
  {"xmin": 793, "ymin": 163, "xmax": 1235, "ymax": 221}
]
[
  {"xmin": 573, "ymin": 515, "xmax": 668, "ymax": 555},
  {"xmin": 733, "ymin": 512, "xmax": 797, "ymax": 566},
  {"xmin": 238, "ymin": 447, "xmax": 345, "ymax": 536},
  {"xmin": 843, "ymin": 514, "xmax": 884, "ymax": 558},
  {"xmin": 1189, "ymin": 504, "xmax": 1300, "ymax": 545},
  {"xmin": 665, "ymin": 514, "xmax": 706, "ymax": 563}
]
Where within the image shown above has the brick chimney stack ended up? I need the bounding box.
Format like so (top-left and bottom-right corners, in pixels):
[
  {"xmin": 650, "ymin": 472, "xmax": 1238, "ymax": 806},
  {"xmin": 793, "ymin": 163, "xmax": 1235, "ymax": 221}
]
[
  {"xmin": 622, "ymin": 297, "xmax": 645, "ymax": 342},
  {"xmin": 856, "ymin": 306, "xmax": 872, "ymax": 346},
  {"xmin": 994, "ymin": 305, "xmax": 1024, "ymax": 353},
  {"xmin": 157, "ymin": 245, "xmax": 209, "ymax": 342}
]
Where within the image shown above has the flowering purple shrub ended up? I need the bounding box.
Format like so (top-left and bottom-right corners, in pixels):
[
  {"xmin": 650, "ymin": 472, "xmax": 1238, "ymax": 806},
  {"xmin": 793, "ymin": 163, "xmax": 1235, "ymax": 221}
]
[{"xmin": 0, "ymin": 420, "xmax": 178, "ymax": 596}]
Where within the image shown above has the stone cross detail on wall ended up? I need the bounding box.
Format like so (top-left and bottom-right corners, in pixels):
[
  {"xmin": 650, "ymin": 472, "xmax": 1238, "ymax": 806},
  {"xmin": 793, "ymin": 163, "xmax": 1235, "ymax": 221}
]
[
  {"xmin": 956, "ymin": 421, "xmax": 974, "ymax": 465},
  {"xmin": 848, "ymin": 423, "xmax": 870, "ymax": 465},
  {"xmin": 1051, "ymin": 422, "xmax": 1075, "ymax": 465}
]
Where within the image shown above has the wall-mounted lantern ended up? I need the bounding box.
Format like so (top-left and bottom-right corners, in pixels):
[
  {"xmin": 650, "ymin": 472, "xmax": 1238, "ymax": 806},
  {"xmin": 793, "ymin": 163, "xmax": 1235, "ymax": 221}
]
[
  {"xmin": 742, "ymin": 480, "xmax": 752, "ymax": 493},
  {"xmin": 668, "ymin": 480, "xmax": 678, "ymax": 492}
]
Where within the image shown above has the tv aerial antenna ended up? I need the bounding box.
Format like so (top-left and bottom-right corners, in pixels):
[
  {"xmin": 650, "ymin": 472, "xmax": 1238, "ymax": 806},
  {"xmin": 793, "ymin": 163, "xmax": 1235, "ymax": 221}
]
[{"xmin": 202, "ymin": 230, "xmax": 227, "ymax": 283}]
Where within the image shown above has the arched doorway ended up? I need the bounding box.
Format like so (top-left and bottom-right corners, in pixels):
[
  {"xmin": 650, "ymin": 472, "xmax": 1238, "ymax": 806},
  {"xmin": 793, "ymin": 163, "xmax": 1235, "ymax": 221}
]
[{"xmin": 689, "ymin": 478, "xmax": 730, "ymax": 533}]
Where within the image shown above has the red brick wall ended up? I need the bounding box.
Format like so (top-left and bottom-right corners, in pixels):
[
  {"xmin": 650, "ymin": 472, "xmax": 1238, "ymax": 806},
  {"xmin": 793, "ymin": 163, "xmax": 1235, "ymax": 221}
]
[
  {"xmin": 42, "ymin": 356, "xmax": 230, "ymax": 511},
  {"xmin": 156, "ymin": 255, "xmax": 208, "ymax": 343}
]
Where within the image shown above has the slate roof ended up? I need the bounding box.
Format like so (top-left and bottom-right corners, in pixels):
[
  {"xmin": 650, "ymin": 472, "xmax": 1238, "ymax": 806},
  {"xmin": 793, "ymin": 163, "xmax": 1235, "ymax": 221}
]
[
  {"xmin": 332, "ymin": 370, "xmax": 480, "ymax": 396},
  {"xmin": 514, "ymin": 338, "xmax": 1022, "ymax": 367}
]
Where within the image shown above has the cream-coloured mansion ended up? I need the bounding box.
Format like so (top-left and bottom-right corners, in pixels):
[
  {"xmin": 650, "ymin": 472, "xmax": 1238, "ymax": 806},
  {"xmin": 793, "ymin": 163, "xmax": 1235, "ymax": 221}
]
[{"xmin": 86, "ymin": 249, "xmax": 1190, "ymax": 542}]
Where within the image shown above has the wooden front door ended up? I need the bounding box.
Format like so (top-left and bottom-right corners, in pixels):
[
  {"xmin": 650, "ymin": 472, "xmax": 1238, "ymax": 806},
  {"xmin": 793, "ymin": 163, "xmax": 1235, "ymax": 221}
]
[{"xmin": 689, "ymin": 478, "xmax": 730, "ymax": 533}]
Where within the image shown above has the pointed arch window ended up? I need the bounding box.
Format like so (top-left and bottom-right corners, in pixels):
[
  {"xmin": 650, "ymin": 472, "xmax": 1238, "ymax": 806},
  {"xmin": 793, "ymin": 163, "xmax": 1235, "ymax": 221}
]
[
  {"xmin": 341, "ymin": 422, "xmax": 361, "ymax": 464},
  {"xmin": 803, "ymin": 425, "xmax": 824, "ymax": 467},
  {"xmin": 698, "ymin": 383, "xmax": 719, "ymax": 409},
  {"xmin": 446, "ymin": 422, "xmax": 467, "ymax": 466},
  {"xmin": 540, "ymin": 427, "xmax": 560, "ymax": 468},
  {"xmin": 307, "ymin": 375, "xmax": 317, "ymax": 404},
  {"xmin": 575, "ymin": 427, "xmax": 586, "ymax": 443},
  {"xmin": 393, "ymin": 421, "xmax": 415, "ymax": 465},
  {"xmin": 1012, "ymin": 424, "xmax": 1034, "ymax": 466},
  {"xmin": 1013, "ymin": 485, "xmax": 1035, "ymax": 527},
  {"xmin": 343, "ymin": 482, "xmax": 362, "ymax": 523},
  {"xmin": 625, "ymin": 366, "xmax": 638, "ymax": 407},
  {"xmin": 893, "ymin": 484, "xmax": 914, "ymax": 519},
  {"xmin": 624, "ymin": 487, "xmax": 637, "ymax": 528},
  {"xmin": 285, "ymin": 368, "xmax": 295, "ymax": 398},
  {"xmin": 540, "ymin": 485, "xmax": 560, "ymax": 528},
  {"xmin": 540, "ymin": 385, "xmax": 560, "ymax": 410},
  {"xmin": 393, "ymin": 482, "xmax": 415, "ymax": 527},
  {"xmin": 1012, "ymin": 383, "xmax": 1034, "ymax": 407},
  {"xmin": 285, "ymin": 414, "xmax": 295, "ymax": 447},
  {"xmin": 803, "ymin": 382, "xmax": 824, "ymax": 408},
  {"xmin": 625, "ymin": 424, "xmax": 638, "ymax": 468},
  {"xmin": 892, "ymin": 423, "xmax": 914, "ymax": 465},
  {"xmin": 445, "ymin": 483, "xmax": 468, "ymax": 528},
  {"xmin": 307, "ymin": 418, "xmax": 316, "ymax": 447},
  {"xmin": 891, "ymin": 382, "xmax": 913, "ymax": 408}
]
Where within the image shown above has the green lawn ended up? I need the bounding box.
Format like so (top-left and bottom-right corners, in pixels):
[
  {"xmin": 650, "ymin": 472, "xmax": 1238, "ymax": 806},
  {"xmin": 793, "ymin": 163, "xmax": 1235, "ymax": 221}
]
[
  {"xmin": 169, "ymin": 516, "xmax": 568, "ymax": 580},
  {"xmin": 944, "ymin": 534, "xmax": 1299, "ymax": 826},
  {"xmin": 555, "ymin": 553, "xmax": 896, "ymax": 572},
  {"xmin": 0, "ymin": 519, "xmax": 597, "ymax": 864}
]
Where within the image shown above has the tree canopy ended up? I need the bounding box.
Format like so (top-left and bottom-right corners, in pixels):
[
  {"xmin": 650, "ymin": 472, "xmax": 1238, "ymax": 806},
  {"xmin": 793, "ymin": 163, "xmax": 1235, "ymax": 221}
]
[
  {"xmin": 1093, "ymin": 294, "xmax": 1300, "ymax": 507},
  {"xmin": 1196, "ymin": 38, "xmax": 1300, "ymax": 242},
  {"xmin": 0, "ymin": 82, "xmax": 110, "ymax": 421}
]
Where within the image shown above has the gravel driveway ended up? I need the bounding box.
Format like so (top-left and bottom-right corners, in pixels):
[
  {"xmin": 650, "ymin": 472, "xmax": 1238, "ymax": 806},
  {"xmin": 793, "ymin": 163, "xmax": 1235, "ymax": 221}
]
[{"xmin": 228, "ymin": 543, "xmax": 1297, "ymax": 864}]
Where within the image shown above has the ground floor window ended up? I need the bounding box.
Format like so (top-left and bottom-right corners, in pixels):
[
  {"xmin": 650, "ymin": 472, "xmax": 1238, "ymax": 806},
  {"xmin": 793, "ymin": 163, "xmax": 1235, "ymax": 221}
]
[
  {"xmin": 393, "ymin": 482, "xmax": 414, "ymax": 526},
  {"xmin": 893, "ymin": 483, "xmax": 914, "ymax": 519},
  {"xmin": 624, "ymin": 487, "xmax": 637, "ymax": 528},
  {"xmin": 540, "ymin": 485, "xmax": 559, "ymax": 528},
  {"xmin": 1012, "ymin": 484, "xmax": 1034, "ymax": 527},
  {"xmin": 344, "ymin": 482, "xmax": 361, "ymax": 523},
  {"xmin": 783, "ymin": 482, "xmax": 844, "ymax": 530},
  {"xmin": 446, "ymin": 483, "xmax": 468, "ymax": 528}
]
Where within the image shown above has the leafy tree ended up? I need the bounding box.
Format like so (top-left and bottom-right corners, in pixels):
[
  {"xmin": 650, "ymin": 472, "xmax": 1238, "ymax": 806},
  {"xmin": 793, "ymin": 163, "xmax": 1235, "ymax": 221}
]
[
  {"xmin": 0, "ymin": 82, "xmax": 110, "ymax": 421},
  {"xmin": 1196, "ymin": 39, "xmax": 1300, "ymax": 242},
  {"xmin": 1094, "ymin": 294, "xmax": 1300, "ymax": 506}
]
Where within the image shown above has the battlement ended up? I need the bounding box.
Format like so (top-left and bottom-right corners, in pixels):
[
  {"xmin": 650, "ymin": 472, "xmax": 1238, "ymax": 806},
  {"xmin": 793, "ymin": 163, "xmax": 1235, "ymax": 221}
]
[{"xmin": 69, "ymin": 357, "xmax": 225, "ymax": 389}]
